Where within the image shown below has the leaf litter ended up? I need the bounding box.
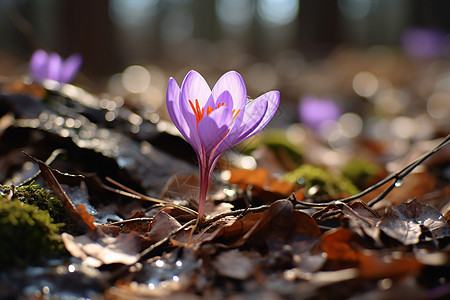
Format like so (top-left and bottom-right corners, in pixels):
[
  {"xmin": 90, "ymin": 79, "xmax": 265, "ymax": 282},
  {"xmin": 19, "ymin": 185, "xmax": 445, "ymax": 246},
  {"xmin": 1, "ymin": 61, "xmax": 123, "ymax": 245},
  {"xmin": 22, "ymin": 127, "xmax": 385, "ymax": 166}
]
[{"xmin": 0, "ymin": 85, "xmax": 449, "ymax": 299}]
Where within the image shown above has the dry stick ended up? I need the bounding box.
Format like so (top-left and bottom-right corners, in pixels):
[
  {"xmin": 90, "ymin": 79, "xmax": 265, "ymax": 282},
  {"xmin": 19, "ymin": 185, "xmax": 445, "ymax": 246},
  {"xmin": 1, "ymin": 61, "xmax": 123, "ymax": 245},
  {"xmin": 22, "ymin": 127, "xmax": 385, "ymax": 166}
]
[
  {"xmin": 107, "ymin": 217, "xmax": 154, "ymax": 226},
  {"xmin": 293, "ymin": 134, "xmax": 450, "ymax": 209},
  {"xmin": 139, "ymin": 219, "xmax": 197, "ymax": 259},
  {"xmin": 105, "ymin": 177, "xmax": 168, "ymax": 204},
  {"xmin": 104, "ymin": 177, "xmax": 198, "ymax": 217}
]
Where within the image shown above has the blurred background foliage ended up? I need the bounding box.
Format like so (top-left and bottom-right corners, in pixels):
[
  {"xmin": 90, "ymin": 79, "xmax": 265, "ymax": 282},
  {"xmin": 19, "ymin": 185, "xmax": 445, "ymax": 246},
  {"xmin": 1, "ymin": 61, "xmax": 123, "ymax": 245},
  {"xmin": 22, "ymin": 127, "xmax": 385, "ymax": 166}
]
[
  {"xmin": 1, "ymin": 0, "xmax": 449, "ymax": 78},
  {"xmin": 0, "ymin": 0, "xmax": 449, "ymax": 169}
]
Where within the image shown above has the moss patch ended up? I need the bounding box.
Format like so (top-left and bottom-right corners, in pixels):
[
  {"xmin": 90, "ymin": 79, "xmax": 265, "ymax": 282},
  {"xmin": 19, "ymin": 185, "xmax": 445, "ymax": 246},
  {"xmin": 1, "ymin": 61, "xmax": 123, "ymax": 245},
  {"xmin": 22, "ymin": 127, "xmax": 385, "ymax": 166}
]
[
  {"xmin": 341, "ymin": 158, "xmax": 380, "ymax": 188},
  {"xmin": 0, "ymin": 196, "xmax": 65, "ymax": 267},
  {"xmin": 284, "ymin": 164, "xmax": 359, "ymax": 198},
  {"xmin": 12, "ymin": 184, "xmax": 68, "ymax": 224}
]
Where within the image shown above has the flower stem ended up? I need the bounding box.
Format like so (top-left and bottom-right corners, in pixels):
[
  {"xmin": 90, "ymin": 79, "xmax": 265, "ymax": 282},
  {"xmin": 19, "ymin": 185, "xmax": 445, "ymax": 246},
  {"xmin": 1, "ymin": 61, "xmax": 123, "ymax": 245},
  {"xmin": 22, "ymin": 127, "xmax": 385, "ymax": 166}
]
[
  {"xmin": 188, "ymin": 161, "xmax": 211, "ymax": 242},
  {"xmin": 197, "ymin": 165, "xmax": 209, "ymax": 222}
]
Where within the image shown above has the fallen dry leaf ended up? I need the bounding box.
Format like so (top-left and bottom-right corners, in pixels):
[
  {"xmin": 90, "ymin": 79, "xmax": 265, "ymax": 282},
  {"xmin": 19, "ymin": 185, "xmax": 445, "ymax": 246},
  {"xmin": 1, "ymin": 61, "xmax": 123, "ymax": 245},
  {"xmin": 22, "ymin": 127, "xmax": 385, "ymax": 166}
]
[
  {"xmin": 26, "ymin": 153, "xmax": 96, "ymax": 233},
  {"xmin": 228, "ymin": 168, "xmax": 296, "ymax": 201},
  {"xmin": 61, "ymin": 231, "xmax": 140, "ymax": 267},
  {"xmin": 250, "ymin": 199, "xmax": 321, "ymax": 254},
  {"xmin": 147, "ymin": 210, "xmax": 182, "ymax": 243},
  {"xmin": 379, "ymin": 199, "xmax": 450, "ymax": 245},
  {"xmin": 316, "ymin": 228, "xmax": 364, "ymax": 270}
]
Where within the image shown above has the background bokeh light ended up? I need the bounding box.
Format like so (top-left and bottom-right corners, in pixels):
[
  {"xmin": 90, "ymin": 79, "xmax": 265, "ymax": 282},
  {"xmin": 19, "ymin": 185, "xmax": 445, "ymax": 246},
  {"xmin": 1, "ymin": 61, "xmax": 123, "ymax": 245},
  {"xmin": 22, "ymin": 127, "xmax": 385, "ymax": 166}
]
[{"xmin": 0, "ymin": 0, "xmax": 449, "ymax": 165}]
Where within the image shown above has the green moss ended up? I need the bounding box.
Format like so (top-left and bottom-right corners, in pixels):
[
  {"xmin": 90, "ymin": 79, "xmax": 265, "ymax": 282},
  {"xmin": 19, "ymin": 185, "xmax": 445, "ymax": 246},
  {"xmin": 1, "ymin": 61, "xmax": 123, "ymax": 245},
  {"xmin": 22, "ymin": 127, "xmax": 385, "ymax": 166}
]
[
  {"xmin": 341, "ymin": 158, "xmax": 380, "ymax": 188},
  {"xmin": 13, "ymin": 184, "xmax": 68, "ymax": 224},
  {"xmin": 284, "ymin": 164, "xmax": 359, "ymax": 198},
  {"xmin": 237, "ymin": 129, "xmax": 303, "ymax": 169},
  {"xmin": 0, "ymin": 197, "xmax": 65, "ymax": 267}
]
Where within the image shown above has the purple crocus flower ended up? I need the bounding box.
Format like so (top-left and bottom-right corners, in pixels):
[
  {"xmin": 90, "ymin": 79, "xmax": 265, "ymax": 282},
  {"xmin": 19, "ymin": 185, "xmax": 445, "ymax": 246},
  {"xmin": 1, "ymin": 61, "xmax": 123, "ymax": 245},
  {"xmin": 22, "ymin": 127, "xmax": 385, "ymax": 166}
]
[
  {"xmin": 166, "ymin": 70, "xmax": 280, "ymax": 221},
  {"xmin": 401, "ymin": 27, "xmax": 448, "ymax": 59},
  {"xmin": 298, "ymin": 95, "xmax": 340, "ymax": 131},
  {"xmin": 30, "ymin": 49, "xmax": 82, "ymax": 84}
]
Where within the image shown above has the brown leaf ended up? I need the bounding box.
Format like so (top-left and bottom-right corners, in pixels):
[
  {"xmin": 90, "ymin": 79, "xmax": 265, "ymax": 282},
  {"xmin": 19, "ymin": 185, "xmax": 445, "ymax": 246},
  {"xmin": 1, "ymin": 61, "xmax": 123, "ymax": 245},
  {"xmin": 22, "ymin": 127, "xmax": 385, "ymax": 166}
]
[
  {"xmin": 61, "ymin": 231, "xmax": 140, "ymax": 267},
  {"xmin": 147, "ymin": 211, "xmax": 182, "ymax": 243},
  {"xmin": 252, "ymin": 200, "xmax": 321, "ymax": 253},
  {"xmin": 316, "ymin": 229, "xmax": 423, "ymax": 277},
  {"xmin": 25, "ymin": 153, "xmax": 96, "ymax": 233},
  {"xmin": 342, "ymin": 202, "xmax": 382, "ymax": 246},
  {"xmin": 317, "ymin": 228, "xmax": 363, "ymax": 269},
  {"xmin": 379, "ymin": 199, "xmax": 450, "ymax": 245},
  {"xmin": 75, "ymin": 204, "xmax": 96, "ymax": 228},
  {"xmin": 229, "ymin": 168, "xmax": 271, "ymax": 189},
  {"xmin": 197, "ymin": 210, "xmax": 268, "ymax": 247},
  {"xmin": 228, "ymin": 168, "xmax": 296, "ymax": 201},
  {"xmin": 313, "ymin": 201, "xmax": 379, "ymax": 228}
]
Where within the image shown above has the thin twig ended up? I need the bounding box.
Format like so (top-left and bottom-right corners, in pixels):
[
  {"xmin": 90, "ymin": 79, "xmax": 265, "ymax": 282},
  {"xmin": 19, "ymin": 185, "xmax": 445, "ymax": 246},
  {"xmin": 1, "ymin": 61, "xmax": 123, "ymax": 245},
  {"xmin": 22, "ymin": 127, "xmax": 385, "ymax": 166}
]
[
  {"xmin": 203, "ymin": 204, "xmax": 271, "ymax": 226},
  {"xmin": 139, "ymin": 219, "xmax": 196, "ymax": 260},
  {"xmin": 104, "ymin": 177, "xmax": 198, "ymax": 217},
  {"xmin": 105, "ymin": 177, "xmax": 168, "ymax": 204},
  {"xmin": 107, "ymin": 217, "xmax": 154, "ymax": 226}
]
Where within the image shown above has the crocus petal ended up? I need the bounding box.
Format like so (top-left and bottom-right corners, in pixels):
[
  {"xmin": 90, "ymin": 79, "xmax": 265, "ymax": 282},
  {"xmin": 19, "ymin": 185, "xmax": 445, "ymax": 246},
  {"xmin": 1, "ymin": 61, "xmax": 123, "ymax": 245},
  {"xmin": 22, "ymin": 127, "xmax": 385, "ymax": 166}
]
[
  {"xmin": 30, "ymin": 49, "xmax": 48, "ymax": 82},
  {"xmin": 60, "ymin": 53, "xmax": 82, "ymax": 83},
  {"xmin": 198, "ymin": 105, "xmax": 233, "ymax": 157},
  {"xmin": 215, "ymin": 90, "xmax": 234, "ymax": 109},
  {"xmin": 211, "ymin": 71, "xmax": 247, "ymax": 110},
  {"xmin": 214, "ymin": 98, "xmax": 268, "ymax": 156},
  {"xmin": 181, "ymin": 70, "xmax": 212, "ymax": 108},
  {"xmin": 243, "ymin": 90, "xmax": 280, "ymax": 138},
  {"xmin": 179, "ymin": 71, "xmax": 213, "ymax": 149},
  {"xmin": 167, "ymin": 77, "xmax": 203, "ymax": 155},
  {"xmin": 47, "ymin": 53, "xmax": 63, "ymax": 81},
  {"xmin": 215, "ymin": 91, "xmax": 279, "ymax": 157},
  {"xmin": 166, "ymin": 78, "xmax": 186, "ymax": 137}
]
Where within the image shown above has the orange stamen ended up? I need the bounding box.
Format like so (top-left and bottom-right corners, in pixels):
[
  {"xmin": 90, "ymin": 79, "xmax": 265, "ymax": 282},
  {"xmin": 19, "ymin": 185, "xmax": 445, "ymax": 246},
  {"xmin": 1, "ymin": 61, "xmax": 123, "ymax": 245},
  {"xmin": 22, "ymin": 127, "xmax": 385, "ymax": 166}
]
[
  {"xmin": 189, "ymin": 100, "xmax": 237, "ymax": 125},
  {"xmin": 233, "ymin": 109, "xmax": 241, "ymax": 120},
  {"xmin": 189, "ymin": 99, "xmax": 204, "ymax": 126}
]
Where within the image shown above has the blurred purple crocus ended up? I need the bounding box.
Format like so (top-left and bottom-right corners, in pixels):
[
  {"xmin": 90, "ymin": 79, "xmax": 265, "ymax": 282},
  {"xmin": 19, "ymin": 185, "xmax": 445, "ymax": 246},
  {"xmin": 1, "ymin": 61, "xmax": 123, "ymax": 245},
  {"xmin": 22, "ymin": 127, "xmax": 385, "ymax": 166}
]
[
  {"xmin": 401, "ymin": 27, "xmax": 448, "ymax": 59},
  {"xmin": 166, "ymin": 70, "xmax": 280, "ymax": 222},
  {"xmin": 298, "ymin": 95, "xmax": 340, "ymax": 130},
  {"xmin": 30, "ymin": 49, "xmax": 82, "ymax": 84}
]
